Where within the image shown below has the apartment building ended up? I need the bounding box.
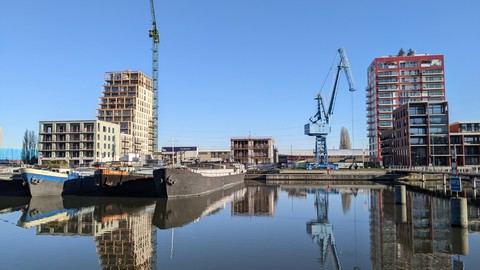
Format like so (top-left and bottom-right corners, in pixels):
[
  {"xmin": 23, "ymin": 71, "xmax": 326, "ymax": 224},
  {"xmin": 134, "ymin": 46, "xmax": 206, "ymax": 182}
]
[
  {"xmin": 38, "ymin": 120, "xmax": 120, "ymax": 166},
  {"xmin": 449, "ymin": 122, "xmax": 480, "ymax": 166},
  {"xmin": 381, "ymin": 101, "xmax": 449, "ymax": 167},
  {"xmin": 231, "ymin": 137, "xmax": 276, "ymax": 164},
  {"xmin": 97, "ymin": 71, "xmax": 154, "ymax": 161},
  {"xmin": 366, "ymin": 54, "xmax": 446, "ymax": 164}
]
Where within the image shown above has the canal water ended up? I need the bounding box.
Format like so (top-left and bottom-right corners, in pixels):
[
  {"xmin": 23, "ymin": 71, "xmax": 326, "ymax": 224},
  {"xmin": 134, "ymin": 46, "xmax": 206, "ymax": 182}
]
[{"xmin": 1, "ymin": 183, "xmax": 479, "ymax": 270}]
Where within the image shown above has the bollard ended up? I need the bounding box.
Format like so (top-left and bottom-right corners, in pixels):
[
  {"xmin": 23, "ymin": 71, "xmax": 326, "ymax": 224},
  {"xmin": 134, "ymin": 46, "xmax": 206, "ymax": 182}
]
[
  {"xmin": 394, "ymin": 203, "xmax": 407, "ymax": 224},
  {"xmin": 451, "ymin": 197, "xmax": 468, "ymax": 228},
  {"xmin": 451, "ymin": 227, "xmax": 469, "ymax": 256},
  {"xmin": 395, "ymin": 185, "xmax": 406, "ymax": 204}
]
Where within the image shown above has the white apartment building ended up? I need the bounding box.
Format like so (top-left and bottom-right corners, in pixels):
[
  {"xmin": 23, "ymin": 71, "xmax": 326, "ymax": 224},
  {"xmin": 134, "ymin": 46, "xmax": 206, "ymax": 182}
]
[{"xmin": 38, "ymin": 120, "xmax": 120, "ymax": 166}]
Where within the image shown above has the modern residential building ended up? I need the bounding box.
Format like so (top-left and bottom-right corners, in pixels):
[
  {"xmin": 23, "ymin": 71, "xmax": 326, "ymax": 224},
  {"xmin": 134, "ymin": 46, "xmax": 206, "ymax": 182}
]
[
  {"xmin": 38, "ymin": 120, "xmax": 120, "ymax": 166},
  {"xmin": 449, "ymin": 122, "xmax": 480, "ymax": 166},
  {"xmin": 381, "ymin": 101, "xmax": 450, "ymax": 167},
  {"xmin": 97, "ymin": 71, "xmax": 154, "ymax": 162},
  {"xmin": 366, "ymin": 53, "xmax": 446, "ymax": 164},
  {"xmin": 230, "ymin": 137, "xmax": 276, "ymax": 164}
]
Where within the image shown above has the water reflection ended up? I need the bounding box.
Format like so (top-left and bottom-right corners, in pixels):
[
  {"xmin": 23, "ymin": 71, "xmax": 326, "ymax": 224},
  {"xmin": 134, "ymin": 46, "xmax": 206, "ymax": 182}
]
[
  {"xmin": 306, "ymin": 188, "xmax": 340, "ymax": 270},
  {"xmin": 153, "ymin": 183, "xmax": 248, "ymax": 229},
  {"xmin": 0, "ymin": 184, "xmax": 479, "ymax": 269},
  {"xmin": 18, "ymin": 196, "xmax": 157, "ymax": 269},
  {"xmin": 369, "ymin": 188, "xmax": 480, "ymax": 269}
]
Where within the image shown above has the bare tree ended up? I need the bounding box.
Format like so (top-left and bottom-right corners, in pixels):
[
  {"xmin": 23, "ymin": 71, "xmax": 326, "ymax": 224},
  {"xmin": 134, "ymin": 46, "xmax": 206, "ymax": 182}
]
[
  {"xmin": 339, "ymin": 127, "xmax": 351, "ymax": 149},
  {"xmin": 21, "ymin": 129, "xmax": 38, "ymax": 165}
]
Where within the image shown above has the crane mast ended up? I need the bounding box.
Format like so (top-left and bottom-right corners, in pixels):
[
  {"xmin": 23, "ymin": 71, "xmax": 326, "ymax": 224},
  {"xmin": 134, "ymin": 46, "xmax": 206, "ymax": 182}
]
[
  {"xmin": 304, "ymin": 48, "xmax": 355, "ymax": 169},
  {"xmin": 149, "ymin": 0, "xmax": 160, "ymax": 154}
]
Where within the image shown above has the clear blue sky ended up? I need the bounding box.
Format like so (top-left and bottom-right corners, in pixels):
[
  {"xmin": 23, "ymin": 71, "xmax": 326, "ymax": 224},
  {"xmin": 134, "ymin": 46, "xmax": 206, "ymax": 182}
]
[{"xmin": 1, "ymin": 0, "xmax": 479, "ymax": 152}]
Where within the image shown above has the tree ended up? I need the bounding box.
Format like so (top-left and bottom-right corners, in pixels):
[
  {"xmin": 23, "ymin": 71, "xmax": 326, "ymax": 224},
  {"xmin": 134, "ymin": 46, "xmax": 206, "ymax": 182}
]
[
  {"xmin": 397, "ymin": 48, "xmax": 405, "ymax": 56},
  {"xmin": 339, "ymin": 127, "xmax": 352, "ymax": 149},
  {"xmin": 407, "ymin": 48, "xmax": 415, "ymax": 56},
  {"xmin": 21, "ymin": 129, "xmax": 38, "ymax": 165}
]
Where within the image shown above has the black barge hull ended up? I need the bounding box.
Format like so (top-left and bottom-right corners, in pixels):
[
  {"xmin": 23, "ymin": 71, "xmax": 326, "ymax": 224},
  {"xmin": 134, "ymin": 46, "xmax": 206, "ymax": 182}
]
[{"xmin": 153, "ymin": 168, "xmax": 245, "ymax": 198}]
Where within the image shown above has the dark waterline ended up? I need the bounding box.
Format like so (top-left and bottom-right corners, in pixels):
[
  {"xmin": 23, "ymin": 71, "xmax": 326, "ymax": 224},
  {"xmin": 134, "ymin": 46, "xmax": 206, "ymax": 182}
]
[{"xmin": 0, "ymin": 184, "xmax": 479, "ymax": 269}]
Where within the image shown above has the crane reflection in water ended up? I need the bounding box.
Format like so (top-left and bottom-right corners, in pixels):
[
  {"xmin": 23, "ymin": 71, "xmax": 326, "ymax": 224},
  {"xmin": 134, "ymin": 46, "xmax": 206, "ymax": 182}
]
[{"xmin": 306, "ymin": 187, "xmax": 341, "ymax": 270}]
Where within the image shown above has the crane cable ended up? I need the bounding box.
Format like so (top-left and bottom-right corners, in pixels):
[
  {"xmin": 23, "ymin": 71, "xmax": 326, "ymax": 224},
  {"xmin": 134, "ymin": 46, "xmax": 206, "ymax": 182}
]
[
  {"xmin": 352, "ymin": 88, "xmax": 355, "ymax": 165},
  {"xmin": 318, "ymin": 52, "xmax": 339, "ymax": 95}
]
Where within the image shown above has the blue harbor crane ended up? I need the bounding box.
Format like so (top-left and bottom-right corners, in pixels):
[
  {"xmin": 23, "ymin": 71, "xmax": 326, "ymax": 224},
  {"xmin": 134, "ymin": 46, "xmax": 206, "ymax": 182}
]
[
  {"xmin": 304, "ymin": 48, "xmax": 355, "ymax": 169},
  {"xmin": 149, "ymin": 0, "xmax": 160, "ymax": 154}
]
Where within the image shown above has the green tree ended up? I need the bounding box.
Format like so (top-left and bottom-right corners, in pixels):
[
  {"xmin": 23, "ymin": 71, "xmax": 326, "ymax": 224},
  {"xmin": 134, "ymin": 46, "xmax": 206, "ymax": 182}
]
[
  {"xmin": 339, "ymin": 127, "xmax": 352, "ymax": 149},
  {"xmin": 397, "ymin": 48, "xmax": 405, "ymax": 56},
  {"xmin": 21, "ymin": 129, "xmax": 38, "ymax": 165},
  {"xmin": 407, "ymin": 48, "xmax": 415, "ymax": 56}
]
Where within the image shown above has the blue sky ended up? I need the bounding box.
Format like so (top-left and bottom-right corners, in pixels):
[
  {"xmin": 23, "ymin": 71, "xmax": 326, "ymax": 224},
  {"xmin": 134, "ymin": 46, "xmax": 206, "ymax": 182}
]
[{"xmin": 1, "ymin": 0, "xmax": 479, "ymax": 152}]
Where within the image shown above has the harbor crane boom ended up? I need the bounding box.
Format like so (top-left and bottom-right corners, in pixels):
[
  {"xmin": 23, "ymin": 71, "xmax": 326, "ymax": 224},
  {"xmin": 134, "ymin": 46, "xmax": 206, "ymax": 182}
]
[
  {"xmin": 149, "ymin": 0, "xmax": 160, "ymax": 154},
  {"xmin": 304, "ymin": 48, "xmax": 355, "ymax": 168}
]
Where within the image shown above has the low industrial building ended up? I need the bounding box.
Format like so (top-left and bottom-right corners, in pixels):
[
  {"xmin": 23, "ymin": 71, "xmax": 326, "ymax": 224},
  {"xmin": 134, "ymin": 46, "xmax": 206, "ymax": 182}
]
[
  {"xmin": 277, "ymin": 149, "xmax": 366, "ymax": 168},
  {"xmin": 38, "ymin": 120, "xmax": 120, "ymax": 167},
  {"xmin": 198, "ymin": 149, "xmax": 231, "ymax": 163}
]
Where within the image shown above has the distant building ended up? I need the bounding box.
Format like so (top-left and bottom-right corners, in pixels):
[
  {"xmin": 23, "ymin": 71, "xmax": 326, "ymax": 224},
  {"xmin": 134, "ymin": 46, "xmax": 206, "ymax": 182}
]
[
  {"xmin": 366, "ymin": 54, "xmax": 446, "ymax": 164},
  {"xmin": 198, "ymin": 149, "xmax": 231, "ymax": 163},
  {"xmin": 97, "ymin": 71, "xmax": 154, "ymax": 162},
  {"xmin": 381, "ymin": 101, "xmax": 450, "ymax": 167},
  {"xmin": 449, "ymin": 122, "xmax": 480, "ymax": 166},
  {"xmin": 38, "ymin": 120, "xmax": 120, "ymax": 167},
  {"xmin": 277, "ymin": 149, "xmax": 366, "ymax": 168},
  {"xmin": 230, "ymin": 137, "xmax": 276, "ymax": 164},
  {"xmin": 161, "ymin": 146, "xmax": 198, "ymax": 164}
]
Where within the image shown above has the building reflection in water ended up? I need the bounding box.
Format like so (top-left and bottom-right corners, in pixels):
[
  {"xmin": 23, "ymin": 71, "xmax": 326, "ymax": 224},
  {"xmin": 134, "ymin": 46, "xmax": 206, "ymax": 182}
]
[
  {"xmin": 231, "ymin": 186, "xmax": 279, "ymax": 216},
  {"xmin": 19, "ymin": 197, "xmax": 157, "ymax": 270},
  {"xmin": 370, "ymin": 188, "xmax": 480, "ymax": 270},
  {"xmin": 9, "ymin": 184, "xmax": 480, "ymax": 269}
]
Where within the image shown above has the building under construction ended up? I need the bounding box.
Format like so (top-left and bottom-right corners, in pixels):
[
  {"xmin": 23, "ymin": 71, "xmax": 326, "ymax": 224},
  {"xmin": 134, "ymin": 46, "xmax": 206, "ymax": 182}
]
[{"xmin": 97, "ymin": 71, "xmax": 154, "ymax": 162}]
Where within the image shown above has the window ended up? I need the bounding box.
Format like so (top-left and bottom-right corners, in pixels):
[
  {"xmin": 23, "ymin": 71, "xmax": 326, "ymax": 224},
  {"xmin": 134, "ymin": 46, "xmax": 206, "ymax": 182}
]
[
  {"xmin": 429, "ymin": 115, "xmax": 447, "ymax": 124},
  {"xmin": 464, "ymin": 136, "xmax": 479, "ymax": 144},
  {"xmin": 429, "ymin": 104, "xmax": 445, "ymax": 114},
  {"xmin": 410, "ymin": 117, "xmax": 426, "ymax": 125},
  {"xmin": 410, "ymin": 127, "xmax": 426, "ymax": 135},
  {"xmin": 409, "ymin": 106, "xmax": 426, "ymax": 115}
]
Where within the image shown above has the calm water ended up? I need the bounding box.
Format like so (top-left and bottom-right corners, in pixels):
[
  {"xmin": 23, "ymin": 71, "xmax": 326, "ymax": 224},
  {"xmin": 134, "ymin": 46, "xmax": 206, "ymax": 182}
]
[{"xmin": 1, "ymin": 184, "xmax": 479, "ymax": 270}]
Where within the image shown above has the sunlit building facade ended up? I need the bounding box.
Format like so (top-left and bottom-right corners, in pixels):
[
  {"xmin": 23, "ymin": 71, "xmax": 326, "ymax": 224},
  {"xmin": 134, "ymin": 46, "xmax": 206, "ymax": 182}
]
[{"xmin": 366, "ymin": 54, "xmax": 446, "ymax": 164}]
